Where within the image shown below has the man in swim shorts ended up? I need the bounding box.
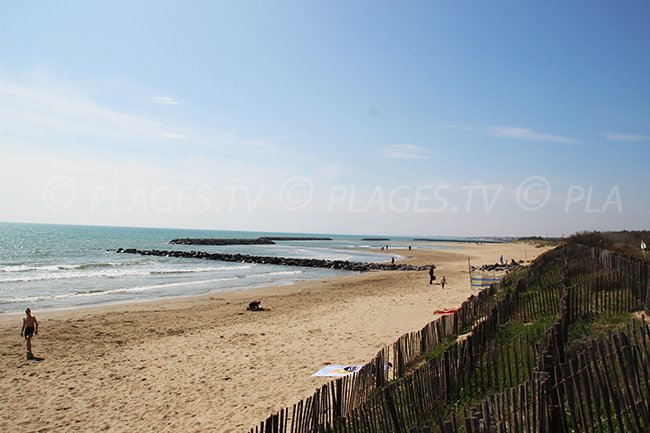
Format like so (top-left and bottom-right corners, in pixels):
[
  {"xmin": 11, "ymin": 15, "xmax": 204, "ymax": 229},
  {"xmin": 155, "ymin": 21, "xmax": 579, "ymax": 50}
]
[{"xmin": 21, "ymin": 308, "xmax": 38, "ymax": 359}]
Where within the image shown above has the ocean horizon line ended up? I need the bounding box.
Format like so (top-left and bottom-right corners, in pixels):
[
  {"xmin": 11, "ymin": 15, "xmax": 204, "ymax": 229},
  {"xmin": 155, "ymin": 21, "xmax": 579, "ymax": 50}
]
[{"xmin": 0, "ymin": 220, "xmax": 513, "ymax": 243}]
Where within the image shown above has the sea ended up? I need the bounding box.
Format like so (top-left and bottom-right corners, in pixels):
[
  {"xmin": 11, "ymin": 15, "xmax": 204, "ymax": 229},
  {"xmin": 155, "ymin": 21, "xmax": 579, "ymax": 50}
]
[{"xmin": 0, "ymin": 222, "xmax": 463, "ymax": 314}]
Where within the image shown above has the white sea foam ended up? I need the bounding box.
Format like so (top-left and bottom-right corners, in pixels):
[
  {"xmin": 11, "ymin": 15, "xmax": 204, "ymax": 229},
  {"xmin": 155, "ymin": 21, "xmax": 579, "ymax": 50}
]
[
  {"xmin": 0, "ymin": 264, "xmax": 252, "ymax": 283},
  {"xmin": 0, "ymin": 276, "xmax": 243, "ymax": 304},
  {"xmin": 98, "ymin": 276, "xmax": 242, "ymax": 294},
  {"xmin": 250, "ymin": 270, "xmax": 303, "ymax": 278},
  {"xmin": 0, "ymin": 260, "xmax": 159, "ymax": 274},
  {"xmin": 150, "ymin": 265, "xmax": 251, "ymax": 275}
]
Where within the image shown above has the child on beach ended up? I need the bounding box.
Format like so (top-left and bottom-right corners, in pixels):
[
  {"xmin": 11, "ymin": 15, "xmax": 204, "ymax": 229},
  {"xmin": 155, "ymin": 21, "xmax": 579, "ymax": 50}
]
[
  {"xmin": 21, "ymin": 308, "xmax": 38, "ymax": 359},
  {"xmin": 441, "ymin": 276, "xmax": 447, "ymax": 289}
]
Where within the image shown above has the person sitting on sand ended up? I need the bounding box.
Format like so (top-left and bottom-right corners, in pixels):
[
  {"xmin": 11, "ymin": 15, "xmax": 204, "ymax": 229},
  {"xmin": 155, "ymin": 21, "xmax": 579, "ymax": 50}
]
[
  {"xmin": 21, "ymin": 308, "xmax": 38, "ymax": 359},
  {"xmin": 247, "ymin": 300, "xmax": 263, "ymax": 311}
]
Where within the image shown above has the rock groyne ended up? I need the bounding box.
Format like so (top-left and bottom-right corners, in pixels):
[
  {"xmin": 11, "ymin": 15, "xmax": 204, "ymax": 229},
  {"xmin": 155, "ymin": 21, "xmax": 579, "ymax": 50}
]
[
  {"xmin": 170, "ymin": 238, "xmax": 275, "ymax": 246},
  {"xmin": 115, "ymin": 248, "xmax": 427, "ymax": 272},
  {"xmin": 169, "ymin": 236, "xmax": 333, "ymax": 246},
  {"xmin": 261, "ymin": 236, "xmax": 333, "ymax": 241}
]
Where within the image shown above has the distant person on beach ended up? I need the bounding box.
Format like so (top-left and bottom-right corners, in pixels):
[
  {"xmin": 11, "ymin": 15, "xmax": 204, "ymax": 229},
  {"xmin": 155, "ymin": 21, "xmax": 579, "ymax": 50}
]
[
  {"xmin": 21, "ymin": 308, "xmax": 38, "ymax": 359},
  {"xmin": 441, "ymin": 276, "xmax": 447, "ymax": 289},
  {"xmin": 408, "ymin": 245, "xmax": 411, "ymax": 251},
  {"xmin": 247, "ymin": 300, "xmax": 263, "ymax": 311},
  {"xmin": 391, "ymin": 257, "xmax": 395, "ymax": 264},
  {"xmin": 429, "ymin": 265, "xmax": 436, "ymax": 284},
  {"xmin": 500, "ymin": 255, "xmax": 504, "ymax": 265}
]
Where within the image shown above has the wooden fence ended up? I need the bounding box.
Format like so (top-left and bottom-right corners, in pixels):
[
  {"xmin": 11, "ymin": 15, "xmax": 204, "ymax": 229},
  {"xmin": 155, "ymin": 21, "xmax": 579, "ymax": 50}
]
[
  {"xmin": 430, "ymin": 319, "xmax": 650, "ymax": 433},
  {"xmin": 251, "ymin": 244, "xmax": 650, "ymax": 433},
  {"xmin": 426, "ymin": 244, "xmax": 650, "ymax": 433}
]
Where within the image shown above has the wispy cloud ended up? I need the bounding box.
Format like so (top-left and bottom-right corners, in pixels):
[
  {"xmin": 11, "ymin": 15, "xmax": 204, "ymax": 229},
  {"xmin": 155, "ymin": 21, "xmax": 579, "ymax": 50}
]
[
  {"xmin": 380, "ymin": 144, "xmax": 430, "ymax": 160},
  {"xmin": 161, "ymin": 133, "xmax": 188, "ymax": 140},
  {"xmin": 0, "ymin": 74, "xmax": 346, "ymax": 184},
  {"xmin": 151, "ymin": 96, "xmax": 179, "ymax": 105},
  {"xmin": 0, "ymin": 78, "xmax": 188, "ymax": 147},
  {"xmin": 488, "ymin": 126, "xmax": 579, "ymax": 144},
  {"xmin": 433, "ymin": 124, "xmax": 477, "ymax": 131},
  {"xmin": 604, "ymin": 132, "xmax": 650, "ymax": 142}
]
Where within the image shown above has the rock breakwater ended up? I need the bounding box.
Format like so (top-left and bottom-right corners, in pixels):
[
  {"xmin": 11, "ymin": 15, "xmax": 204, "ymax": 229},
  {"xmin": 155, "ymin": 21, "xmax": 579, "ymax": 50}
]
[
  {"xmin": 170, "ymin": 238, "xmax": 276, "ymax": 246},
  {"xmin": 115, "ymin": 248, "xmax": 427, "ymax": 272},
  {"xmin": 262, "ymin": 236, "xmax": 333, "ymax": 241},
  {"xmin": 169, "ymin": 236, "xmax": 334, "ymax": 246}
]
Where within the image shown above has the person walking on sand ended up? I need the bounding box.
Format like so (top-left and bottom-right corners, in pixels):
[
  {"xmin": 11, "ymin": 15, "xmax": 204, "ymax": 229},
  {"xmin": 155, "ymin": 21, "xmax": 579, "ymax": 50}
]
[
  {"xmin": 441, "ymin": 276, "xmax": 447, "ymax": 289},
  {"xmin": 429, "ymin": 264, "xmax": 436, "ymax": 284},
  {"xmin": 21, "ymin": 308, "xmax": 38, "ymax": 359}
]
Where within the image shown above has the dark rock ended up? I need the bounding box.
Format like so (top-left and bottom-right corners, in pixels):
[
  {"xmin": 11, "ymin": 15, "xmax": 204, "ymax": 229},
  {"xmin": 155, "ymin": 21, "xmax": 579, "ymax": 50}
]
[
  {"xmin": 259, "ymin": 236, "xmax": 333, "ymax": 241},
  {"xmin": 169, "ymin": 236, "xmax": 335, "ymax": 246},
  {"xmin": 169, "ymin": 238, "xmax": 276, "ymax": 246},
  {"xmin": 114, "ymin": 248, "xmax": 428, "ymax": 272}
]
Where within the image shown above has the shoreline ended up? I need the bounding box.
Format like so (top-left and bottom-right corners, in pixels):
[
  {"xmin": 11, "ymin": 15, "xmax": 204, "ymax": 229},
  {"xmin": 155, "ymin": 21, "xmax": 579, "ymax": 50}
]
[
  {"xmin": 0, "ymin": 275, "xmax": 350, "ymax": 324},
  {"xmin": 0, "ymin": 241, "xmax": 551, "ymax": 432},
  {"xmin": 0, "ymin": 241, "xmax": 460, "ymax": 320}
]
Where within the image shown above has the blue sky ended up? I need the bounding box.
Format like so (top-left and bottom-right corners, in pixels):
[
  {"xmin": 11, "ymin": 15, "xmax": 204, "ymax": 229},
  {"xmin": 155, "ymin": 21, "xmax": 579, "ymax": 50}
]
[{"xmin": 1, "ymin": 0, "xmax": 648, "ymax": 236}]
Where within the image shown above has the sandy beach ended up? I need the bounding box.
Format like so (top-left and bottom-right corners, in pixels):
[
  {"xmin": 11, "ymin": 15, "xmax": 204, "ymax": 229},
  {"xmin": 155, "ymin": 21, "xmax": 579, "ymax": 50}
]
[{"xmin": 0, "ymin": 242, "xmax": 551, "ymax": 432}]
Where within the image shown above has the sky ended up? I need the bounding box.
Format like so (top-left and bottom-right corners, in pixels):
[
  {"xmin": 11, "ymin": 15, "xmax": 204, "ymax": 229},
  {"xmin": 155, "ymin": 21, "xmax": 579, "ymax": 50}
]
[{"xmin": 1, "ymin": 0, "xmax": 649, "ymax": 237}]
